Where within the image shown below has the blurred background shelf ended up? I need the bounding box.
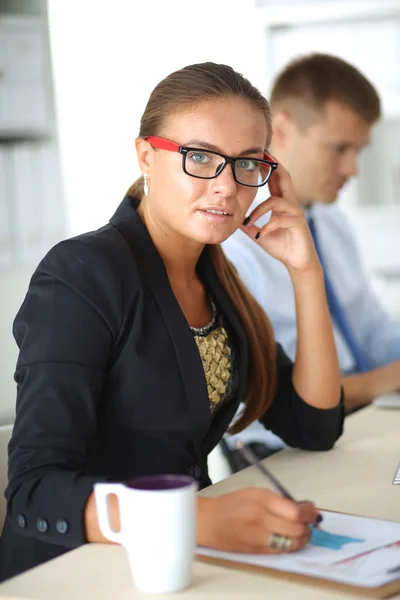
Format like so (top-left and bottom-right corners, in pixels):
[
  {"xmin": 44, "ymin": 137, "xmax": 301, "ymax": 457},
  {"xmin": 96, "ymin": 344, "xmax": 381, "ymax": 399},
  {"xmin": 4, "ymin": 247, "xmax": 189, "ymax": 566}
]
[
  {"xmin": 0, "ymin": 8, "xmax": 64, "ymax": 269},
  {"xmin": 0, "ymin": 14, "xmax": 54, "ymax": 138},
  {"xmin": 0, "ymin": 0, "xmax": 64, "ymax": 426}
]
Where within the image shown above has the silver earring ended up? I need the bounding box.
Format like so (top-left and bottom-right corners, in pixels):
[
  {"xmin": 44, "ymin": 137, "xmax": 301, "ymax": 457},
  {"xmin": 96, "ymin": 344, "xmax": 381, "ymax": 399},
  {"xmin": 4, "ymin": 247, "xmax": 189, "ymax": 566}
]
[{"xmin": 143, "ymin": 173, "xmax": 149, "ymax": 197}]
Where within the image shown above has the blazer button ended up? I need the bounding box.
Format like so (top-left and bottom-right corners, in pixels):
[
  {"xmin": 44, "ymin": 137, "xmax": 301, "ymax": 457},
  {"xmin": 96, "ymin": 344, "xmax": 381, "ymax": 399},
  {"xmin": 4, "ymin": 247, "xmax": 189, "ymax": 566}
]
[
  {"xmin": 55, "ymin": 518, "xmax": 69, "ymax": 534},
  {"xmin": 36, "ymin": 518, "xmax": 49, "ymax": 533},
  {"xmin": 17, "ymin": 513, "xmax": 27, "ymax": 529},
  {"xmin": 186, "ymin": 464, "xmax": 202, "ymax": 480}
]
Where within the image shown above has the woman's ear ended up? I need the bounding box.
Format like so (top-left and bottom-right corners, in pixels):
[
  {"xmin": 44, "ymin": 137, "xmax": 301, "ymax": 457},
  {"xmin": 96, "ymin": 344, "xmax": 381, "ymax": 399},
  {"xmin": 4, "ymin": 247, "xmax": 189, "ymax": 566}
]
[{"xmin": 135, "ymin": 138, "xmax": 153, "ymax": 173}]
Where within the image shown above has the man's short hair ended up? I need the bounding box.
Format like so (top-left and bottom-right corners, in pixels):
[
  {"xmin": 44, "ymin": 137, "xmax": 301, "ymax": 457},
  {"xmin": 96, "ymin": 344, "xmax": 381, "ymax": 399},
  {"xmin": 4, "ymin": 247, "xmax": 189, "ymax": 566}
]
[{"xmin": 270, "ymin": 53, "xmax": 381, "ymax": 126}]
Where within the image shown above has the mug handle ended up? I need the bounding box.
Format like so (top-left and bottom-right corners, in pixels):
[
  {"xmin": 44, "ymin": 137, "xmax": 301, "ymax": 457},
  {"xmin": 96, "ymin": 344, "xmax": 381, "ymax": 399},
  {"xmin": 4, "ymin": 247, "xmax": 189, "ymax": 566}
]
[{"xmin": 94, "ymin": 482, "xmax": 125, "ymax": 544}]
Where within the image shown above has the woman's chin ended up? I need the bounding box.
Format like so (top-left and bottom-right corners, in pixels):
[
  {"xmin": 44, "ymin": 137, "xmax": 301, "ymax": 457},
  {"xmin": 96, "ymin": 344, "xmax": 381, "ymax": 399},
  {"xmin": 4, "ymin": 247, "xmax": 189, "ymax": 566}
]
[
  {"xmin": 201, "ymin": 230, "xmax": 237, "ymax": 245},
  {"xmin": 192, "ymin": 223, "xmax": 239, "ymax": 245}
]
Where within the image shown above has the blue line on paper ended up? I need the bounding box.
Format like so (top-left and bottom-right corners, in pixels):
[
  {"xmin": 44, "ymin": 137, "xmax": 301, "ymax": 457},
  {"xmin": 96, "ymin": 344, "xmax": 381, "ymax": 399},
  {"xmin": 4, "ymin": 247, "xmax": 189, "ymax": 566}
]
[{"xmin": 310, "ymin": 526, "xmax": 365, "ymax": 550}]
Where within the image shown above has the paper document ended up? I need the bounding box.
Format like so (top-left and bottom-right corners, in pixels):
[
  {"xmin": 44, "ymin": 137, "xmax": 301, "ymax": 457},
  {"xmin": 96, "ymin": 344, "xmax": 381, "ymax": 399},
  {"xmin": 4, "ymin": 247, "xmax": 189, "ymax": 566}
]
[{"xmin": 197, "ymin": 511, "xmax": 400, "ymax": 588}]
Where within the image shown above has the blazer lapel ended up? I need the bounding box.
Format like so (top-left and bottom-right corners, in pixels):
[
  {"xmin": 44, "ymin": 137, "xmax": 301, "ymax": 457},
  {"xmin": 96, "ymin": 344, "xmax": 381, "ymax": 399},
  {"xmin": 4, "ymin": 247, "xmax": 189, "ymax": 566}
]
[
  {"xmin": 109, "ymin": 197, "xmax": 212, "ymax": 460},
  {"xmin": 150, "ymin": 290, "xmax": 212, "ymax": 459},
  {"xmin": 200, "ymin": 253, "xmax": 250, "ymax": 454}
]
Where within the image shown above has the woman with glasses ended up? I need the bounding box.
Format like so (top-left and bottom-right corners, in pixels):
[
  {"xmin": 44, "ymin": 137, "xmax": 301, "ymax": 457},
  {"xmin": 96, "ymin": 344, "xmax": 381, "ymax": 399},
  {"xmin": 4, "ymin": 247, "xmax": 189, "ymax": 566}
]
[{"xmin": 0, "ymin": 62, "xmax": 343, "ymax": 580}]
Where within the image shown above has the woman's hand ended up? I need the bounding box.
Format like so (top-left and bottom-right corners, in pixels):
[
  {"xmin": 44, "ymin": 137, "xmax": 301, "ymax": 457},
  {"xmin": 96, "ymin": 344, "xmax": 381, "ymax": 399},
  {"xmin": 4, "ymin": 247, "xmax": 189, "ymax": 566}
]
[
  {"xmin": 241, "ymin": 162, "xmax": 319, "ymax": 272},
  {"xmin": 197, "ymin": 488, "xmax": 318, "ymax": 554}
]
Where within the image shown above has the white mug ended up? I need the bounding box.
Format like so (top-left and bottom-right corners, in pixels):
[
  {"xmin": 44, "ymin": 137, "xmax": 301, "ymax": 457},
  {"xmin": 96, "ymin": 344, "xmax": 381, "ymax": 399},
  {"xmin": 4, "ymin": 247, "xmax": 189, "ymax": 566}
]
[{"xmin": 94, "ymin": 474, "xmax": 198, "ymax": 594}]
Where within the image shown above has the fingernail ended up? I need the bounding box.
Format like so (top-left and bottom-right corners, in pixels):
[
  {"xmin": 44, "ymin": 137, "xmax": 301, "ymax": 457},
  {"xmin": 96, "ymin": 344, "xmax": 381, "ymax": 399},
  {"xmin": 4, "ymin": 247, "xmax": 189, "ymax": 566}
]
[
  {"xmin": 243, "ymin": 216, "xmax": 250, "ymax": 226},
  {"xmin": 255, "ymin": 232, "xmax": 260, "ymax": 240},
  {"xmin": 315, "ymin": 514, "xmax": 323, "ymax": 525}
]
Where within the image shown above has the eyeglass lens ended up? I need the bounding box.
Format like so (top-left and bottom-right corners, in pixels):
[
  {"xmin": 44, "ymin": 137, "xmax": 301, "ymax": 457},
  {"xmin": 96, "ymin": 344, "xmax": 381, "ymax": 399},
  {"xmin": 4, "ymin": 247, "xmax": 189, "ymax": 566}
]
[{"xmin": 185, "ymin": 150, "xmax": 272, "ymax": 186}]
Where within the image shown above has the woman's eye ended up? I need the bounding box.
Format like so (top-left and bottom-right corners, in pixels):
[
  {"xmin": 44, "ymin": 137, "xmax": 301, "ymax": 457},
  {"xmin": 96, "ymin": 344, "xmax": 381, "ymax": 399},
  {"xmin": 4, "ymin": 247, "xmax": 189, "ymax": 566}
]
[
  {"xmin": 188, "ymin": 152, "xmax": 210, "ymax": 164},
  {"xmin": 237, "ymin": 159, "xmax": 257, "ymax": 170}
]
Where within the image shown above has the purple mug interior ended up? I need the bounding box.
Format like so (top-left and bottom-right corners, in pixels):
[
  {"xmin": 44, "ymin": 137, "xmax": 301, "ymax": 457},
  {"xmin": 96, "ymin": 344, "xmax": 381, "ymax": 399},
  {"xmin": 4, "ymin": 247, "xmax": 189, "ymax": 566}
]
[{"xmin": 127, "ymin": 474, "xmax": 195, "ymax": 491}]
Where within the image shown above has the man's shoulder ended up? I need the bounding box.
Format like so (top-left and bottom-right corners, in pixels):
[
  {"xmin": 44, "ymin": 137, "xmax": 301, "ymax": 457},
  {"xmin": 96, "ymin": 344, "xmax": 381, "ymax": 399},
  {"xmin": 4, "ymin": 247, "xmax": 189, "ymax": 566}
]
[
  {"xmin": 313, "ymin": 204, "xmax": 367, "ymax": 284},
  {"xmin": 313, "ymin": 203, "xmax": 357, "ymax": 240}
]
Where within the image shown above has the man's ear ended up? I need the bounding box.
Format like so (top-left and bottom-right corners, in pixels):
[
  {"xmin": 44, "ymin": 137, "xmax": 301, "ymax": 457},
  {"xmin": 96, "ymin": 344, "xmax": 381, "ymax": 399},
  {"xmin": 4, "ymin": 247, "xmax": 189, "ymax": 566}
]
[
  {"xmin": 135, "ymin": 138, "xmax": 154, "ymax": 173},
  {"xmin": 271, "ymin": 112, "xmax": 294, "ymax": 149}
]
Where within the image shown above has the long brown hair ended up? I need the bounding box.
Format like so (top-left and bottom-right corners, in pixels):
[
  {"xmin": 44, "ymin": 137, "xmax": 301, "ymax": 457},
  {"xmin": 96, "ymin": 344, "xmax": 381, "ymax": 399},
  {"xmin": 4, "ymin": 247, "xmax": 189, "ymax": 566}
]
[{"xmin": 127, "ymin": 62, "xmax": 276, "ymax": 434}]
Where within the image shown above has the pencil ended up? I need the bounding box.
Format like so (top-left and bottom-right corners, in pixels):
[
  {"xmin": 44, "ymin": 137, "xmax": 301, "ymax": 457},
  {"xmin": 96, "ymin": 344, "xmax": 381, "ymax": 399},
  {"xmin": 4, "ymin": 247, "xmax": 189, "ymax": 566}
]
[
  {"xmin": 235, "ymin": 441, "xmax": 295, "ymax": 500},
  {"xmin": 235, "ymin": 441, "xmax": 323, "ymax": 523}
]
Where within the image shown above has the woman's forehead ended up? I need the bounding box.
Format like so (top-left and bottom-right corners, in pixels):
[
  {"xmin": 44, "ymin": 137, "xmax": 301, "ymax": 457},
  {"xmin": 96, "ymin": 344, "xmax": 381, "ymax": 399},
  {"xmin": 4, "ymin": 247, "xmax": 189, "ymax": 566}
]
[{"xmin": 161, "ymin": 97, "xmax": 269, "ymax": 152}]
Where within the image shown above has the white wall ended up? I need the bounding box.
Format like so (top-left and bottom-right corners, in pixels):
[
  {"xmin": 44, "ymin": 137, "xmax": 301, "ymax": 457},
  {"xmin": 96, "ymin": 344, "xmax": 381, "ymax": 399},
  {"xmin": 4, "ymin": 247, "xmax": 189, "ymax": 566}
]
[{"xmin": 47, "ymin": 0, "xmax": 266, "ymax": 235}]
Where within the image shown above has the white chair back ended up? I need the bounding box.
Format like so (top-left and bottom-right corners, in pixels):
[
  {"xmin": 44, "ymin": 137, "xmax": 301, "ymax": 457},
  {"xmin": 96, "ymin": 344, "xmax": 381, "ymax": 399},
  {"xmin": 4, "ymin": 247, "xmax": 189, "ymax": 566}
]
[{"xmin": 0, "ymin": 424, "xmax": 12, "ymax": 534}]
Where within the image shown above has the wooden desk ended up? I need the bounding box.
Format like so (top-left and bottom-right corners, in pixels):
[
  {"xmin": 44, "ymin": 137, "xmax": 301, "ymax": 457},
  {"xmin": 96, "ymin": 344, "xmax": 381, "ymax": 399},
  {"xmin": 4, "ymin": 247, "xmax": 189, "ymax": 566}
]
[{"xmin": 0, "ymin": 406, "xmax": 399, "ymax": 600}]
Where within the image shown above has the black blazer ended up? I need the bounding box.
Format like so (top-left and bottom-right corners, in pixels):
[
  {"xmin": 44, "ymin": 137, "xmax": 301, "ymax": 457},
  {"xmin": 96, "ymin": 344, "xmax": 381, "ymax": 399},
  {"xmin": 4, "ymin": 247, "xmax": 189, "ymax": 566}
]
[{"xmin": 0, "ymin": 197, "xmax": 344, "ymax": 580}]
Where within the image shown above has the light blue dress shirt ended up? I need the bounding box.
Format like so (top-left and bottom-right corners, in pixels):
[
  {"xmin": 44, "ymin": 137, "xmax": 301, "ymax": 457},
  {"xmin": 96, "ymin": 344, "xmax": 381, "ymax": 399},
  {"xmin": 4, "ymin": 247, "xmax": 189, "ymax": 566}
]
[{"xmin": 222, "ymin": 198, "xmax": 400, "ymax": 449}]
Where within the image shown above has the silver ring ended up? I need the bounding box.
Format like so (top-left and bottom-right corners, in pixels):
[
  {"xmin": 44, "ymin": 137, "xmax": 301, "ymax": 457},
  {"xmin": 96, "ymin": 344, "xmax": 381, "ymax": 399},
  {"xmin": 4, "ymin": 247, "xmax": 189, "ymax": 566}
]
[{"xmin": 268, "ymin": 532, "xmax": 293, "ymax": 551}]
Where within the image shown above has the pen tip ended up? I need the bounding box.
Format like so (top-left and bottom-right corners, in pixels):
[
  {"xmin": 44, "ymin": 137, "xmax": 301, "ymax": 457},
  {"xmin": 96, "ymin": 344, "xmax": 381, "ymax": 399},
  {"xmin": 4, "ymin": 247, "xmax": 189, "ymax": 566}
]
[{"xmin": 315, "ymin": 514, "xmax": 323, "ymax": 525}]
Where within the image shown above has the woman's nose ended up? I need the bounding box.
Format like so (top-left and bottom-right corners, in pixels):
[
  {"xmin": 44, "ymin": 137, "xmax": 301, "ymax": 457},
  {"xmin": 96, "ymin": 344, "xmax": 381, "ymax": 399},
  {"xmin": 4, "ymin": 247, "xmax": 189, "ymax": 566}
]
[{"xmin": 209, "ymin": 163, "xmax": 237, "ymax": 195}]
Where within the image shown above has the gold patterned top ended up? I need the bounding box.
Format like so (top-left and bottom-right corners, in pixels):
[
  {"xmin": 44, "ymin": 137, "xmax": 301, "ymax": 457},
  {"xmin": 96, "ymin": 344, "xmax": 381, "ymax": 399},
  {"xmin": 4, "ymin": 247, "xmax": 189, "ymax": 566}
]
[{"xmin": 191, "ymin": 301, "xmax": 237, "ymax": 416}]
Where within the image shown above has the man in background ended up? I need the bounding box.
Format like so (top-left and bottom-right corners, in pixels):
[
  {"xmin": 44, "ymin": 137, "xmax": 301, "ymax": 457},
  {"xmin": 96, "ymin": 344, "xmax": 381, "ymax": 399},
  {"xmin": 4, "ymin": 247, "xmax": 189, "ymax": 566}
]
[{"xmin": 222, "ymin": 54, "xmax": 400, "ymax": 465}]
